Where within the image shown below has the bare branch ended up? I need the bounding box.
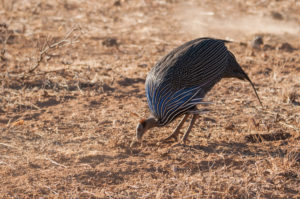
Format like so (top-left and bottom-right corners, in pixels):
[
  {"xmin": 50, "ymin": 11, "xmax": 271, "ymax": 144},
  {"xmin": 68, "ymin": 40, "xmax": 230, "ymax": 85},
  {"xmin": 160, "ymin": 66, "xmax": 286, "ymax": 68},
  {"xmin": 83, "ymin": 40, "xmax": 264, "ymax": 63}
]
[
  {"xmin": 0, "ymin": 142, "xmax": 19, "ymax": 149},
  {"xmin": 0, "ymin": 23, "xmax": 11, "ymax": 61},
  {"xmin": 45, "ymin": 157, "xmax": 67, "ymax": 168},
  {"xmin": 27, "ymin": 26, "xmax": 81, "ymax": 74}
]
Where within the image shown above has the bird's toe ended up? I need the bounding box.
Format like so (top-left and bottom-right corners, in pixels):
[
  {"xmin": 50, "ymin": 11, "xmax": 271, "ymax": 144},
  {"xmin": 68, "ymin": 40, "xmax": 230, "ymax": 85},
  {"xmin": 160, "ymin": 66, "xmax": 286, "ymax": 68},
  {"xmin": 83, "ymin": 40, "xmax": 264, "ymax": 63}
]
[{"xmin": 162, "ymin": 134, "xmax": 179, "ymax": 143}]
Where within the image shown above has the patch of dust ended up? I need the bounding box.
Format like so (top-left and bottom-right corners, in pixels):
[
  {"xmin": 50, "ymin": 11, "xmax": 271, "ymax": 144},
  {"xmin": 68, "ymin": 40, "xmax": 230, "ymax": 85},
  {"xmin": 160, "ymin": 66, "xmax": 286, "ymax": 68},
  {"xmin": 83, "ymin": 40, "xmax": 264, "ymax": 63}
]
[{"xmin": 175, "ymin": 4, "xmax": 300, "ymax": 40}]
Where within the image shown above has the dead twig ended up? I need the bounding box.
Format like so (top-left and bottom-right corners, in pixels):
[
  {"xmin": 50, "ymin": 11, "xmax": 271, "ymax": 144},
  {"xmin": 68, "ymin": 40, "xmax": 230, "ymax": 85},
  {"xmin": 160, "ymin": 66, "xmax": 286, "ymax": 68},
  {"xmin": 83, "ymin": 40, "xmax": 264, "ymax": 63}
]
[
  {"xmin": 44, "ymin": 186, "xmax": 58, "ymax": 195},
  {"xmin": 0, "ymin": 160, "xmax": 15, "ymax": 169},
  {"xmin": 29, "ymin": 27, "xmax": 79, "ymax": 73},
  {"xmin": 0, "ymin": 23, "xmax": 11, "ymax": 61},
  {"xmin": 0, "ymin": 142, "xmax": 19, "ymax": 149},
  {"xmin": 45, "ymin": 157, "xmax": 67, "ymax": 168},
  {"xmin": 18, "ymin": 26, "xmax": 81, "ymax": 79}
]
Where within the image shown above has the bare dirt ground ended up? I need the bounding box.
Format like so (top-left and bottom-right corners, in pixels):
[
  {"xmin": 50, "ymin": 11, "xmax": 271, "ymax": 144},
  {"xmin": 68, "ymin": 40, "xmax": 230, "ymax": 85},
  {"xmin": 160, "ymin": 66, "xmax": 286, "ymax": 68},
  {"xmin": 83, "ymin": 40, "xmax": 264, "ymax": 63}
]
[{"xmin": 1, "ymin": 0, "xmax": 300, "ymax": 198}]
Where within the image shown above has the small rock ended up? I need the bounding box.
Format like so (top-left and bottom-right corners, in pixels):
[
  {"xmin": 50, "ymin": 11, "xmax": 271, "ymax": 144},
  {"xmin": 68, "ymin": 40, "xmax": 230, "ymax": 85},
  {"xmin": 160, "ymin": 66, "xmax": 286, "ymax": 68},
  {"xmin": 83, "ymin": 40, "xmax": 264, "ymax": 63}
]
[
  {"xmin": 61, "ymin": 58, "xmax": 73, "ymax": 65},
  {"xmin": 289, "ymin": 91, "xmax": 300, "ymax": 106},
  {"xmin": 102, "ymin": 37, "xmax": 118, "ymax": 47},
  {"xmin": 114, "ymin": 0, "xmax": 121, "ymax": 6},
  {"xmin": 251, "ymin": 36, "xmax": 263, "ymax": 49},
  {"xmin": 263, "ymin": 170, "xmax": 270, "ymax": 176},
  {"xmin": 225, "ymin": 122, "xmax": 235, "ymax": 131},
  {"xmin": 278, "ymin": 42, "xmax": 295, "ymax": 52},
  {"xmin": 263, "ymin": 44, "xmax": 275, "ymax": 51},
  {"xmin": 172, "ymin": 165, "xmax": 178, "ymax": 172},
  {"xmin": 138, "ymin": 63, "xmax": 147, "ymax": 68},
  {"xmin": 239, "ymin": 42, "xmax": 247, "ymax": 47},
  {"xmin": 271, "ymin": 11, "xmax": 283, "ymax": 20}
]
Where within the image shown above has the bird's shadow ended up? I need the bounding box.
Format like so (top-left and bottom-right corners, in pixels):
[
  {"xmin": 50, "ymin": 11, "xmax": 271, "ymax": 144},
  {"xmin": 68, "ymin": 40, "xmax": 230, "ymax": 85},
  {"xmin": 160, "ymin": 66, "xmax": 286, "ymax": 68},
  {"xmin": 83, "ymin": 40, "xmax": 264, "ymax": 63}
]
[{"xmin": 157, "ymin": 134, "xmax": 293, "ymax": 159}]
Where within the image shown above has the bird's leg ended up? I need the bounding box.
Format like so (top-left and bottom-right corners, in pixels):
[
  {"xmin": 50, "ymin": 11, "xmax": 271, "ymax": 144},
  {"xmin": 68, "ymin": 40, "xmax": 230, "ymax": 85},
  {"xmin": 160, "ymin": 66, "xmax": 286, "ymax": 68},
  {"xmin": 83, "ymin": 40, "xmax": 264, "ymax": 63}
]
[
  {"xmin": 181, "ymin": 114, "xmax": 199, "ymax": 144},
  {"xmin": 163, "ymin": 114, "xmax": 189, "ymax": 141}
]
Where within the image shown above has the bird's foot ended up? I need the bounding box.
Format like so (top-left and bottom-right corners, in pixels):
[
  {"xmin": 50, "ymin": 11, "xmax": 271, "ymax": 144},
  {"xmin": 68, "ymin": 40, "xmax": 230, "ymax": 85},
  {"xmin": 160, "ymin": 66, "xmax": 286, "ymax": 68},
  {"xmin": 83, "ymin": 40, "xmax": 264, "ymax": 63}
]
[
  {"xmin": 187, "ymin": 108, "xmax": 210, "ymax": 115},
  {"xmin": 170, "ymin": 137, "xmax": 190, "ymax": 147},
  {"xmin": 162, "ymin": 133, "xmax": 180, "ymax": 142},
  {"xmin": 162, "ymin": 128, "xmax": 183, "ymax": 142}
]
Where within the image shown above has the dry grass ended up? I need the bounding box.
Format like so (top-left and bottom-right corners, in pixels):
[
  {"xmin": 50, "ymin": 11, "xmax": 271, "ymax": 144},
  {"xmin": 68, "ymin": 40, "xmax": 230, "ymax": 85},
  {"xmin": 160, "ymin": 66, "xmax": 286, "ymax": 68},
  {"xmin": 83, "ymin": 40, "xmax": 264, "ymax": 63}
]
[{"xmin": 0, "ymin": 0, "xmax": 300, "ymax": 198}]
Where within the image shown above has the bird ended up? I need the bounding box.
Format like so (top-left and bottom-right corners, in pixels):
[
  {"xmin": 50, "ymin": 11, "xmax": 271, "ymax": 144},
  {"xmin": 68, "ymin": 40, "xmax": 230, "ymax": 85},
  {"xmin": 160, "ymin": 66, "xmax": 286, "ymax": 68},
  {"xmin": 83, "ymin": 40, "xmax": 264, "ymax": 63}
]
[{"xmin": 136, "ymin": 37, "xmax": 262, "ymax": 144}]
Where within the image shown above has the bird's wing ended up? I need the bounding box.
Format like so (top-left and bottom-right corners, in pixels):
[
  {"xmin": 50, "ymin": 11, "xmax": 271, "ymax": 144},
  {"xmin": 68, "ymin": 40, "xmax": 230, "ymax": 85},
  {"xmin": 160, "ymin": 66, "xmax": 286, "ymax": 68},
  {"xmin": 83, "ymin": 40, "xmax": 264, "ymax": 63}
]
[
  {"xmin": 155, "ymin": 39, "xmax": 229, "ymax": 91},
  {"xmin": 146, "ymin": 81, "xmax": 208, "ymax": 126},
  {"xmin": 145, "ymin": 38, "xmax": 230, "ymax": 125}
]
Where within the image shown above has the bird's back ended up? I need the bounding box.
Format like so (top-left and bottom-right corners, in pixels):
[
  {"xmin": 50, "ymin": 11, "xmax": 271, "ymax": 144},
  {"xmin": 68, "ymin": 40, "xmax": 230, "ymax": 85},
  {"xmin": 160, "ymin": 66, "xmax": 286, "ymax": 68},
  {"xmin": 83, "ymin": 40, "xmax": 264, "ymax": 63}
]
[
  {"xmin": 145, "ymin": 38, "xmax": 231, "ymax": 125},
  {"xmin": 147, "ymin": 38, "xmax": 229, "ymax": 92}
]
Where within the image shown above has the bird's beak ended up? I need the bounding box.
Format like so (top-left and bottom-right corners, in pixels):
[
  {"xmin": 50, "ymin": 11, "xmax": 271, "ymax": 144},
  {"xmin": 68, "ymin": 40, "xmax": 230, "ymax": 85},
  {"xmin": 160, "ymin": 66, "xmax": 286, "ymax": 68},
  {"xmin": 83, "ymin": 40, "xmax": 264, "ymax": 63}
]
[
  {"xmin": 131, "ymin": 128, "xmax": 143, "ymax": 148},
  {"xmin": 136, "ymin": 131, "xmax": 143, "ymax": 142},
  {"xmin": 136, "ymin": 123, "xmax": 145, "ymax": 142}
]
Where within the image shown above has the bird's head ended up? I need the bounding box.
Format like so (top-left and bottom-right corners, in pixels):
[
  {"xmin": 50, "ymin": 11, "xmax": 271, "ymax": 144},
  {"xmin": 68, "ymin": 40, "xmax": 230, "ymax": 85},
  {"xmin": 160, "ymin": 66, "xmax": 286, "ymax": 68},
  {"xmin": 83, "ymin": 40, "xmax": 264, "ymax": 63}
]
[{"xmin": 136, "ymin": 117, "xmax": 157, "ymax": 141}]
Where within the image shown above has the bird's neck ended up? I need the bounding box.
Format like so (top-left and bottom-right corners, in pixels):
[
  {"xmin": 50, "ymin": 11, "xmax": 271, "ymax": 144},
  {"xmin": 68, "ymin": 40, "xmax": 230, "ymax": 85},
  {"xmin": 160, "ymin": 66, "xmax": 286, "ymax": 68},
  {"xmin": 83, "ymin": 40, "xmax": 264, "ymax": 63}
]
[{"xmin": 145, "ymin": 117, "xmax": 158, "ymax": 130}]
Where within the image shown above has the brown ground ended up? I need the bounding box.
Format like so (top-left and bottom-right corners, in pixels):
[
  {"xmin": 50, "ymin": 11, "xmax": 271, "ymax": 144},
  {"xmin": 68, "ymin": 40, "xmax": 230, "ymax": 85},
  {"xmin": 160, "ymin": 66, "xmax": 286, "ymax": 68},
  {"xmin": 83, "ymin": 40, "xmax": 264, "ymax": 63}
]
[{"xmin": 1, "ymin": 0, "xmax": 300, "ymax": 198}]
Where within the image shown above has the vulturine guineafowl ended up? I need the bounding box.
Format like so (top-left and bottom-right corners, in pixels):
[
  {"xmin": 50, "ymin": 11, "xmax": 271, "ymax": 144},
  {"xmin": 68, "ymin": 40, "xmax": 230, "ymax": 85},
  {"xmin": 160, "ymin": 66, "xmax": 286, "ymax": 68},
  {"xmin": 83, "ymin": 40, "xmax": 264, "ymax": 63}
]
[{"xmin": 136, "ymin": 38, "xmax": 262, "ymax": 144}]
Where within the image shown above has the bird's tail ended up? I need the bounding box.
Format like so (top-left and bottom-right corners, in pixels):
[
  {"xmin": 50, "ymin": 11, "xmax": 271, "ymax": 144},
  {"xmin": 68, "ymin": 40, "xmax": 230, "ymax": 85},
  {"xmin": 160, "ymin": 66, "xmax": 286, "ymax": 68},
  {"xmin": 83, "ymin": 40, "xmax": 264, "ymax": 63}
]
[
  {"xmin": 225, "ymin": 51, "xmax": 263, "ymax": 107},
  {"xmin": 240, "ymin": 70, "xmax": 263, "ymax": 107}
]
